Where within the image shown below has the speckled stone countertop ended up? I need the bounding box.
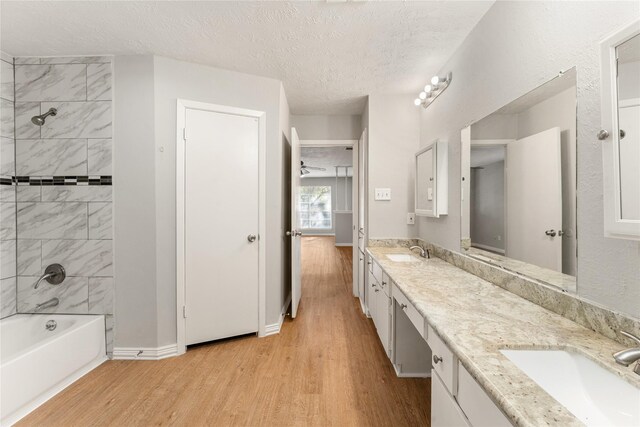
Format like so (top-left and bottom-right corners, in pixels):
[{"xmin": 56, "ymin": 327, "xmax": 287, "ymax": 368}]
[{"xmin": 366, "ymin": 246, "xmax": 640, "ymax": 427}]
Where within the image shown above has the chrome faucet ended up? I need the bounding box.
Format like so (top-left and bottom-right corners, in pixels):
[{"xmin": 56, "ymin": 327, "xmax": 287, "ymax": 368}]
[
  {"xmin": 613, "ymin": 331, "xmax": 640, "ymax": 376},
  {"xmin": 409, "ymin": 246, "xmax": 430, "ymax": 259},
  {"xmin": 35, "ymin": 297, "xmax": 60, "ymax": 312}
]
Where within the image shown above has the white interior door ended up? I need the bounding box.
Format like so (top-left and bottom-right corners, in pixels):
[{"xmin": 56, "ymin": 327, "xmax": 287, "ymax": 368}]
[
  {"xmin": 290, "ymin": 127, "xmax": 302, "ymax": 318},
  {"xmin": 506, "ymin": 127, "xmax": 562, "ymax": 271},
  {"xmin": 184, "ymin": 108, "xmax": 259, "ymax": 345}
]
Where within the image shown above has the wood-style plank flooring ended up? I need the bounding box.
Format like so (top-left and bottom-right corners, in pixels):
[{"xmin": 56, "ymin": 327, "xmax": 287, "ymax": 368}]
[{"xmin": 19, "ymin": 236, "xmax": 430, "ymax": 426}]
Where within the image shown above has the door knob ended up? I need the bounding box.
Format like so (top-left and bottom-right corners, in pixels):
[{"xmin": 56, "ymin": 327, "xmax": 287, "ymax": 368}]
[
  {"xmin": 286, "ymin": 230, "xmax": 303, "ymax": 237},
  {"xmin": 247, "ymin": 234, "xmax": 257, "ymax": 242},
  {"xmin": 545, "ymin": 229, "xmax": 557, "ymax": 237}
]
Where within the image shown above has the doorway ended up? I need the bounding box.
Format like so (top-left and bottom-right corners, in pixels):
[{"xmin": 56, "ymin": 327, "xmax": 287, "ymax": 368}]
[
  {"xmin": 288, "ymin": 136, "xmax": 359, "ymax": 319},
  {"xmin": 176, "ymin": 100, "xmax": 267, "ymax": 354}
]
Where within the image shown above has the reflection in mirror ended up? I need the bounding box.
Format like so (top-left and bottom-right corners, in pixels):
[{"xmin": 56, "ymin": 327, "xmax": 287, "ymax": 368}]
[
  {"xmin": 616, "ymin": 33, "xmax": 640, "ymax": 220},
  {"xmin": 461, "ymin": 68, "xmax": 577, "ymax": 293}
]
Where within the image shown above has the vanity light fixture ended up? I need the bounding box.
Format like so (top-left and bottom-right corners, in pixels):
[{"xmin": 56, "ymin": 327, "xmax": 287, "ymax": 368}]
[{"xmin": 414, "ymin": 72, "xmax": 452, "ymax": 109}]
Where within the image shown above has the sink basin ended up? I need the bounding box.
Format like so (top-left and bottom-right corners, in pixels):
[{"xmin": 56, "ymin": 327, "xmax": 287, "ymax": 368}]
[
  {"xmin": 501, "ymin": 349, "xmax": 640, "ymax": 426},
  {"xmin": 386, "ymin": 254, "xmax": 419, "ymax": 262}
]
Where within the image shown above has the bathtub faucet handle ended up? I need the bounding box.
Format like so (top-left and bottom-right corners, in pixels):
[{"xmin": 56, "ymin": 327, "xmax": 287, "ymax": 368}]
[{"xmin": 34, "ymin": 264, "xmax": 66, "ymax": 289}]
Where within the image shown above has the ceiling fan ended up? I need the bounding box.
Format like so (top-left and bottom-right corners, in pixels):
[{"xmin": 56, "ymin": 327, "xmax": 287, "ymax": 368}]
[{"xmin": 300, "ymin": 161, "xmax": 326, "ymax": 176}]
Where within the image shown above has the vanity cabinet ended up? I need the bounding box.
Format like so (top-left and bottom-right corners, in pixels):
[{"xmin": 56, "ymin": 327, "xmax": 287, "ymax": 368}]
[
  {"xmin": 428, "ymin": 325, "xmax": 511, "ymax": 427},
  {"xmin": 367, "ymin": 259, "xmax": 392, "ymax": 358},
  {"xmin": 358, "ymin": 249, "xmax": 366, "ymax": 313}
]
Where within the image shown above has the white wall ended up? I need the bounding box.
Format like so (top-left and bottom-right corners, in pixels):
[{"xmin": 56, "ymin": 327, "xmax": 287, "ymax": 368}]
[
  {"xmin": 367, "ymin": 94, "xmax": 421, "ymax": 239},
  {"xmin": 417, "ymin": 1, "xmax": 640, "ymax": 319},
  {"xmin": 291, "ymin": 114, "xmax": 361, "ymax": 140},
  {"xmin": 114, "ymin": 55, "xmax": 158, "ymax": 347},
  {"xmin": 114, "ymin": 55, "xmax": 287, "ymax": 348}
]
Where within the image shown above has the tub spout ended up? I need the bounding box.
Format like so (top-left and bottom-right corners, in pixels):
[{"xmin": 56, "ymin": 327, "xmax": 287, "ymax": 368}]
[{"xmin": 35, "ymin": 298, "xmax": 59, "ymax": 312}]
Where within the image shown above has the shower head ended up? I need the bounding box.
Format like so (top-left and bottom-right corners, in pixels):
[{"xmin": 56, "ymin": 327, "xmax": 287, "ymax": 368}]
[{"xmin": 31, "ymin": 108, "xmax": 57, "ymax": 126}]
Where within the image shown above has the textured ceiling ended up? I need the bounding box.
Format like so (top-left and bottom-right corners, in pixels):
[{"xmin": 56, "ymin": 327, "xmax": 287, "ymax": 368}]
[
  {"xmin": 301, "ymin": 146, "xmax": 353, "ymax": 178},
  {"xmin": 0, "ymin": 1, "xmax": 493, "ymax": 114}
]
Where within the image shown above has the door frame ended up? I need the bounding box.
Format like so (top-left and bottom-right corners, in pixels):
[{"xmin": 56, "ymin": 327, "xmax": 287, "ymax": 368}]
[
  {"xmin": 176, "ymin": 99, "xmax": 267, "ymax": 355},
  {"xmin": 299, "ymin": 139, "xmax": 359, "ymax": 297}
]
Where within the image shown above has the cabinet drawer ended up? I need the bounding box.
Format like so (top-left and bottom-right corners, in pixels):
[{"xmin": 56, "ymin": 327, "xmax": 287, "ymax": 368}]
[
  {"xmin": 457, "ymin": 362, "xmax": 512, "ymax": 427},
  {"xmin": 380, "ymin": 272, "xmax": 391, "ymax": 297},
  {"xmin": 372, "ymin": 259, "xmax": 383, "ymax": 284},
  {"xmin": 427, "ymin": 325, "xmax": 456, "ymax": 395},
  {"xmin": 432, "ymin": 370, "xmax": 470, "ymax": 427},
  {"xmin": 393, "ymin": 287, "xmax": 425, "ymax": 339}
]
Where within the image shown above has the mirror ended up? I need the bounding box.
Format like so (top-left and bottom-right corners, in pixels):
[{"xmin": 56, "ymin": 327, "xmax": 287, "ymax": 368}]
[
  {"xmin": 416, "ymin": 140, "xmax": 448, "ymax": 217},
  {"xmin": 615, "ymin": 33, "xmax": 640, "ymax": 221},
  {"xmin": 461, "ymin": 68, "xmax": 577, "ymax": 293}
]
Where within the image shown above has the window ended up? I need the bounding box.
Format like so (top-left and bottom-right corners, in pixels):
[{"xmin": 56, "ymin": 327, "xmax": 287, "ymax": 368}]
[{"xmin": 299, "ymin": 186, "xmax": 332, "ymax": 229}]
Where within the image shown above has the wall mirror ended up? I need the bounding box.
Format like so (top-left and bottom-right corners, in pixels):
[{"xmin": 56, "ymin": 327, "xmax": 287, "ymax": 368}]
[
  {"xmin": 600, "ymin": 19, "xmax": 640, "ymax": 240},
  {"xmin": 460, "ymin": 68, "xmax": 577, "ymax": 293},
  {"xmin": 416, "ymin": 140, "xmax": 448, "ymax": 217}
]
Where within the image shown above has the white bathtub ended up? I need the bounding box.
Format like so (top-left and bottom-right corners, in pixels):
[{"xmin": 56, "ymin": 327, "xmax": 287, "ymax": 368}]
[{"xmin": 0, "ymin": 314, "xmax": 107, "ymax": 426}]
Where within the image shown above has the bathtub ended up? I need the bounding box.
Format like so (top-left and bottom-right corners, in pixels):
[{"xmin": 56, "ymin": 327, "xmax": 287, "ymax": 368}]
[{"xmin": 0, "ymin": 314, "xmax": 107, "ymax": 426}]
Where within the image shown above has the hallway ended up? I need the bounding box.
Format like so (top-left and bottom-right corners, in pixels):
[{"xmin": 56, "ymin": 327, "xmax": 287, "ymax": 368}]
[{"xmin": 18, "ymin": 236, "xmax": 429, "ymax": 426}]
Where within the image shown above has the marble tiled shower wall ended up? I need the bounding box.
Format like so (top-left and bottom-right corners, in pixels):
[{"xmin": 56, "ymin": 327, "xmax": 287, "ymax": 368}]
[
  {"xmin": 13, "ymin": 56, "xmax": 114, "ymax": 352},
  {"xmin": 0, "ymin": 53, "xmax": 17, "ymax": 319}
]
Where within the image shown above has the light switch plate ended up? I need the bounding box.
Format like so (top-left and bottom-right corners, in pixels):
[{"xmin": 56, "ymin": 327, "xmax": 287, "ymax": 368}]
[
  {"xmin": 427, "ymin": 187, "xmax": 433, "ymax": 201},
  {"xmin": 375, "ymin": 188, "xmax": 391, "ymax": 201},
  {"xmin": 407, "ymin": 213, "xmax": 415, "ymax": 225}
]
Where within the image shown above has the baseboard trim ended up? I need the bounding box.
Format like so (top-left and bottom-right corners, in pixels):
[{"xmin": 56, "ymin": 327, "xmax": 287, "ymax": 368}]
[
  {"xmin": 334, "ymin": 243, "xmax": 353, "ymax": 247},
  {"xmin": 113, "ymin": 344, "xmax": 178, "ymax": 360},
  {"xmin": 264, "ymin": 293, "xmax": 291, "ymax": 337}
]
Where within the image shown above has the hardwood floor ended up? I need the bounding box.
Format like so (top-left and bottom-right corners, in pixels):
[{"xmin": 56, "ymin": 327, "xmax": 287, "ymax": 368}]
[{"xmin": 19, "ymin": 236, "xmax": 430, "ymax": 426}]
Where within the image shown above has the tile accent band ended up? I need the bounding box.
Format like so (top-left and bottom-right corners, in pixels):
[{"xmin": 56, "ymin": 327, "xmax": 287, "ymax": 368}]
[{"xmin": 0, "ymin": 176, "xmax": 112, "ymax": 186}]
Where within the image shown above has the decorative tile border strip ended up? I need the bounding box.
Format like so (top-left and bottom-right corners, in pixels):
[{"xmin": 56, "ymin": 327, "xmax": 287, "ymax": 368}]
[{"xmin": 0, "ymin": 175, "xmax": 112, "ymax": 186}]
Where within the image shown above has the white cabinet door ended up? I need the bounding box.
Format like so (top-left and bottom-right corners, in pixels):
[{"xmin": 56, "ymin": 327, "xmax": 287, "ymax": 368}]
[
  {"xmin": 432, "ymin": 371, "xmax": 470, "ymax": 427},
  {"xmin": 376, "ymin": 292, "xmax": 391, "ymax": 357},
  {"xmin": 367, "ymin": 269, "xmax": 378, "ymax": 319}
]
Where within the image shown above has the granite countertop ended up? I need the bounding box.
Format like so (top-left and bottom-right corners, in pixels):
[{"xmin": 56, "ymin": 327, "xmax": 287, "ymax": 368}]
[{"xmin": 366, "ymin": 246, "xmax": 640, "ymax": 427}]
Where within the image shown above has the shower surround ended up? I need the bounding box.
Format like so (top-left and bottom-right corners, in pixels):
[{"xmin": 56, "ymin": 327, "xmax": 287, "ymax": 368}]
[{"xmin": 12, "ymin": 56, "xmax": 114, "ymax": 353}]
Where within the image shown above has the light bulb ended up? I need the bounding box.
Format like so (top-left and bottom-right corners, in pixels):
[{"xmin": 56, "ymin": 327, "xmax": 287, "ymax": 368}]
[
  {"xmin": 419, "ymin": 92, "xmax": 427, "ymax": 100},
  {"xmin": 424, "ymin": 84, "xmax": 432, "ymax": 93},
  {"xmin": 431, "ymin": 75, "xmax": 440, "ymax": 85},
  {"xmin": 414, "ymin": 98, "xmax": 422, "ymax": 106}
]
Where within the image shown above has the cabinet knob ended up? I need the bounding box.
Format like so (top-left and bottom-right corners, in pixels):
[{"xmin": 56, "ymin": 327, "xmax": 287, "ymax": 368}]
[
  {"xmin": 375, "ymin": 289, "xmax": 379, "ymax": 293},
  {"xmin": 400, "ymin": 303, "xmax": 407, "ymax": 310},
  {"xmin": 433, "ymin": 355, "xmax": 443, "ymax": 364},
  {"xmin": 597, "ymin": 129, "xmax": 610, "ymax": 140}
]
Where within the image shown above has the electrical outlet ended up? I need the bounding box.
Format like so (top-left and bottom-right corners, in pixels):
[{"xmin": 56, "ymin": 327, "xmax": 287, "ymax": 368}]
[
  {"xmin": 497, "ymin": 235, "xmax": 502, "ymax": 241},
  {"xmin": 374, "ymin": 188, "xmax": 391, "ymax": 201},
  {"xmin": 407, "ymin": 213, "xmax": 415, "ymax": 225}
]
